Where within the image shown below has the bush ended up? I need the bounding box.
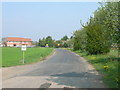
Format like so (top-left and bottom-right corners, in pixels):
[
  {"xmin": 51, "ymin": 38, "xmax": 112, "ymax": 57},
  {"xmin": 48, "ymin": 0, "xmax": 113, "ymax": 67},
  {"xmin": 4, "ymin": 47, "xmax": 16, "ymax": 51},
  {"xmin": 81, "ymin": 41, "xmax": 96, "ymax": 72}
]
[
  {"xmin": 73, "ymin": 29, "xmax": 86, "ymax": 51},
  {"xmin": 63, "ymin": 42, "xmax": 68, "ymax": 48},
  {"xmin": 85, "ymin": 23, "xmax": 111, "ymax": 54}
]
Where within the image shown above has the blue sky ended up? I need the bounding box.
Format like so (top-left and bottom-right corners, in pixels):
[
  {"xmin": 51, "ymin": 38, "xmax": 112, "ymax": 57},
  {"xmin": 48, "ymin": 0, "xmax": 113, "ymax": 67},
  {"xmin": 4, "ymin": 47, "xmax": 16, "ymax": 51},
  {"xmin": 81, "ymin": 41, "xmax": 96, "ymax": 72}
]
[{"xmin": 2, "ymin": 2, "xmax": 100, "ymax": 41}]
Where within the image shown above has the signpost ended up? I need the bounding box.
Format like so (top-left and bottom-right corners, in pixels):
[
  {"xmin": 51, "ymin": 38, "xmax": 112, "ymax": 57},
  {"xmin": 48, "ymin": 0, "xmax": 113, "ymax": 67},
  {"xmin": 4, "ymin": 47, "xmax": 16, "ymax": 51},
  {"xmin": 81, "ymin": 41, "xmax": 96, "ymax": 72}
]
[{"xmin": 21, "ymin": 45, "xmax": 27, "ymax": 64}]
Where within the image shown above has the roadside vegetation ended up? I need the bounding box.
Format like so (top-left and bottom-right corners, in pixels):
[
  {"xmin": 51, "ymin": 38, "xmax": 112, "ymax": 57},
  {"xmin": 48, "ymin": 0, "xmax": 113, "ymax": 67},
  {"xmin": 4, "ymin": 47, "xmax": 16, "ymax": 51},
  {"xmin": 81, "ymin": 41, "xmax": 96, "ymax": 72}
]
[
  {"xmin": 69, "ymin": 2, "xmax": 119, "ymax": 88},
  {"xmin": 2, "ymin": 47, "xmax": 53, "ymax": 67},
  {"xmin": 69, "ymin": 49, "xmax": 119, "ymax": 88}
]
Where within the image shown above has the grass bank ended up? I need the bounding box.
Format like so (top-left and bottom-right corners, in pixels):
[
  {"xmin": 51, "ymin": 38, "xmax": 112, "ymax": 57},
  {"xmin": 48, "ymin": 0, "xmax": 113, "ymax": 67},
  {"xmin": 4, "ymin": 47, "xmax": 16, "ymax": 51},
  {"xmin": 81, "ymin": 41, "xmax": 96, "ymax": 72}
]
[
  {"xmin": 69, "ymin": 49, "xmax": 119, "ymax": 88},
  {"xmin": 2, "ymin": 47, "xmax": 53, "ymax": 67}
]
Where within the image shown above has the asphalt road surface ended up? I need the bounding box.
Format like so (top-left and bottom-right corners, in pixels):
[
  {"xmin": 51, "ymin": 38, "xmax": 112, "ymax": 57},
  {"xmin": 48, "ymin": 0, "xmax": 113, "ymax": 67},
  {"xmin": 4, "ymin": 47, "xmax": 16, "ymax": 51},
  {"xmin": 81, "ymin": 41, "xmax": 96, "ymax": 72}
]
[{"xmin": 2, "ymin": 49, "xmax": 106, "ymax": 88}]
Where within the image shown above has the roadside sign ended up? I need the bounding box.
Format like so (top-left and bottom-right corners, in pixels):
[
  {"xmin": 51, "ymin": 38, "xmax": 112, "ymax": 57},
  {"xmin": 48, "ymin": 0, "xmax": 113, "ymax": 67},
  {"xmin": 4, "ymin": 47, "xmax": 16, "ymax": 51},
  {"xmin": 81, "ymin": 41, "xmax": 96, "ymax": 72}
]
[
  {"xmin": 21, "ymin": 45, "xmax": 26, "ymax": 51},
  {"xmin": 21, "ymin": 45, "xmax": 27, "ymax": 64}
]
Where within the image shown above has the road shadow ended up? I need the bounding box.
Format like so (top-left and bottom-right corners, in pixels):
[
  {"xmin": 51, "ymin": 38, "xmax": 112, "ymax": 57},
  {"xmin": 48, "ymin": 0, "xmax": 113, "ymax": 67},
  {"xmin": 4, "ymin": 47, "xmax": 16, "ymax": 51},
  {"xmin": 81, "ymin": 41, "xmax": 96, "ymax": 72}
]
[
  {"xmin": 50, "ymin": 71, "xmax": 100, "ymax": 78},
  {"xmin": 47, "ymin": 70, "xmax": 106, "ymax": 88}
]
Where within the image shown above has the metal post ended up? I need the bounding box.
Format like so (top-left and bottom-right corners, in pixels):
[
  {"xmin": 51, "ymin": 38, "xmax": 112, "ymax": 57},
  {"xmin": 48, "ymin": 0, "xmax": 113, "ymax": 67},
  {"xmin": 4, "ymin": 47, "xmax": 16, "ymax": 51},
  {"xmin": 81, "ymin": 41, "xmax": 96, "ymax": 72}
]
[{"xmin": 23, "ymin": 51, "xmax": 25, "ymax": 64}]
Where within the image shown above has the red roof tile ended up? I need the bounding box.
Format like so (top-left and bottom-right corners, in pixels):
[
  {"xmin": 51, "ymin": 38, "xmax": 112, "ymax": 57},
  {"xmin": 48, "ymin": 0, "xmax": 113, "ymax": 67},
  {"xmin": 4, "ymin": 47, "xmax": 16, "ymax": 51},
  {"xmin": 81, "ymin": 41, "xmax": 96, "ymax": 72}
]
[{"xmin": 6, "ymin": 37, "xmax": 32, "ymax": 41}]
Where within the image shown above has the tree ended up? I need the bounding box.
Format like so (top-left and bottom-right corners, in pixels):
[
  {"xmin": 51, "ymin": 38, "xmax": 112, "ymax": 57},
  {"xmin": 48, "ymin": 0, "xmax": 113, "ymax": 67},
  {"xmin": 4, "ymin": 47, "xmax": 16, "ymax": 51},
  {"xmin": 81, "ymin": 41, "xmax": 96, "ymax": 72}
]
[
  {"xmin": 73, "ymin": 29, "xmax": 86, "ymax": 51},
  {"xmin": 67, "ymin": 36, "xmax": 74, "ymax": 48},
  {"xmin": 61, "ymin": 35, "xmax": 69, "ymax": 41},
  {"xmin": 38, "ymin": 39, "xmax": 42, "ymax": 46},
  {"xmin": 76, "ymin": 2, "xmax": 119, "ymax": 54},
  {"xmin": 54, "ymin": 40, "xmax": 63, "ymax": 48},
  {"xmin": 73, "ymin": 31, "xmax": 81, "ymax": 51},
  {"xmin": 38, "ymin": 38, "xmax": 46, "ymax": 47},
  {"xmin": 85, "ymin": 22, "xmax": 111, "ymax": 54},
  {"xmin": 63, "ymin": 42, "xmax": 68, "ymax": 48},
  {"xmin": 45, "ymin": 36, "xmax": 54, "ymax": 47}
]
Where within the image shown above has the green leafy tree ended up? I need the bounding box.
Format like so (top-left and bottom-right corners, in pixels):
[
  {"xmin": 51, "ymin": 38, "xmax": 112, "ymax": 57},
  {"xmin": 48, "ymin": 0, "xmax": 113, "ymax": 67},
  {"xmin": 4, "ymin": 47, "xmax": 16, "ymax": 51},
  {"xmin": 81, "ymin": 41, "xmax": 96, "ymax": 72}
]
[
  {"xmin": 61, "ymin": 35, "xmax": 69, "ymax": 41},
  {"xmin": 54, "ymin": 40, "xmax": 63, "ymax": 48},
  {"xmin": 73, "ymin": 29, "xmax": 86, "ymax": 51},
  {"xmin": 38, "ymin": 38, "xmax": 46, "ymax": 47},
  {"xmin": 45, "ymin": 36, "xmax": 54, "ymax": 47},
  {"xmin": 63, "ymin": 42, "xmax": 68, "ymax": 48},
  {"xmin": 77, "ymin": 2, "xmax": 119, "ymax": 54},
  {"xmin": 67, "ymin": 37, "xmax": 74, "ymax": 48},
  {"xmin": 85, "ymin": 22, "xmax": 111, "ymax": 54}
]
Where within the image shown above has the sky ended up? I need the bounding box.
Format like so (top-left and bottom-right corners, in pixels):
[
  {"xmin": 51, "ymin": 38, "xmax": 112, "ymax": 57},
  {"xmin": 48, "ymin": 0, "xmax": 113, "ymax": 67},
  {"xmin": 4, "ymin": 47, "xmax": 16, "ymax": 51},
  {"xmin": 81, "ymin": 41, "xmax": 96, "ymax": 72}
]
[{"xmin": 2, "ymin": 2, "xmax": 100, "ymax": 41}]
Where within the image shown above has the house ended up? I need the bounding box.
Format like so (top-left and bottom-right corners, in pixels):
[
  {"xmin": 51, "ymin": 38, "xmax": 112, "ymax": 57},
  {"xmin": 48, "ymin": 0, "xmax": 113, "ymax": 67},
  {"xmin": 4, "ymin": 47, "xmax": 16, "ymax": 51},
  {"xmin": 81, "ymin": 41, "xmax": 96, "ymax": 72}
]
[{"xmin": 3, "ymin": 37, "xmax": 32, "ymax": 47}]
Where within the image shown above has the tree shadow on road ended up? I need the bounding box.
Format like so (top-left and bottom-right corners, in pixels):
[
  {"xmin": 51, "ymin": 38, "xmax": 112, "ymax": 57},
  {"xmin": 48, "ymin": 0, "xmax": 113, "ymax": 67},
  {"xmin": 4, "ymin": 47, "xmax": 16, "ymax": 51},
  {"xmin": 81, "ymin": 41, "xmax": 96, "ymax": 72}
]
[{"xmin": 47, "ymin": 70, "xmax": 106, "ymax": 88}]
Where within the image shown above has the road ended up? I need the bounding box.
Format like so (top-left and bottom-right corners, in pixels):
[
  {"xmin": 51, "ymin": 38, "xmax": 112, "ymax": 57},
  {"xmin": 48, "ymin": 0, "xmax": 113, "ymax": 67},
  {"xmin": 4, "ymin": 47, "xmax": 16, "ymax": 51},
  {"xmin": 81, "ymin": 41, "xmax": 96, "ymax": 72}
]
[{"xmin": 2, "ymin": 49, "xmax": 106, "ymax": 88}]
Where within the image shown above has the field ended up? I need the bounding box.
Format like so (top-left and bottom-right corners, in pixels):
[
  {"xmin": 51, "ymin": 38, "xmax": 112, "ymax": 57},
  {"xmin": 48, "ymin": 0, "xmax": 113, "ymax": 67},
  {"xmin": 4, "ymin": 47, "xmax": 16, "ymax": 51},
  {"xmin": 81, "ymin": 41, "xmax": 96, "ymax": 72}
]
[
  {"xmin": 69, "ymin": 49, "xmax": 119, "ymax": 88},
  {"xmin": 2, "ymin": 47, "xmax": 53, "ymax": 67}
]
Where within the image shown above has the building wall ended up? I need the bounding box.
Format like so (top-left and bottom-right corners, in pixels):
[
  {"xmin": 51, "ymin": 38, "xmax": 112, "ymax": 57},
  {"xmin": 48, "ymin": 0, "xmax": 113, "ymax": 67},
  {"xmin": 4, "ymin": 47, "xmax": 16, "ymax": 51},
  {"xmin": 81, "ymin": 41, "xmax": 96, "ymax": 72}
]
[{"xmin": 6, "ymin": 41, "xmax": 32, "ymax": 47}]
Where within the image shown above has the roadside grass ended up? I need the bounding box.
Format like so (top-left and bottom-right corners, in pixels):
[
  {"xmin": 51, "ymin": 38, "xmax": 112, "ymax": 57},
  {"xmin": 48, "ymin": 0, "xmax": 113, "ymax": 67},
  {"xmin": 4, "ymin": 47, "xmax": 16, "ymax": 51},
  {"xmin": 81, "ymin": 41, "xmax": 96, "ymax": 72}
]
[
  {"xmin": 2, "ymin": 47, "xmax": 53, "ymax": 67},
  {"xmin": 69, "ymin": 49, "xmax": 119, "ymax": 88}
]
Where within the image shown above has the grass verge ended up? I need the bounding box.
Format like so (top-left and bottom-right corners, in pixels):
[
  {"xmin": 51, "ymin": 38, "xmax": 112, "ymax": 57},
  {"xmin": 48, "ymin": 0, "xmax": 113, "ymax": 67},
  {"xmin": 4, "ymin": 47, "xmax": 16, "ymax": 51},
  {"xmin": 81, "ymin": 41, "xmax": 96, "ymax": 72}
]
[
  {"xmin": 68, "ymin": 48, "xmax": 119, "ymax": 88},
  {"xmin": 2, "ymin": 47, "xmax": 53, "ymax": 67}
]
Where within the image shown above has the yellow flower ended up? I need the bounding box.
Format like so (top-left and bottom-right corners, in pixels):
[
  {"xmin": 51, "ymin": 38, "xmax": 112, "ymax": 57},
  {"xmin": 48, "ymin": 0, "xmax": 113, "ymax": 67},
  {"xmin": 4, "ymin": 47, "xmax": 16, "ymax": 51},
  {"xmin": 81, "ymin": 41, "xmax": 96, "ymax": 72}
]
[{"xmin": 103, "ymin": 65, "xmax": 109, "ymax": 69}]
